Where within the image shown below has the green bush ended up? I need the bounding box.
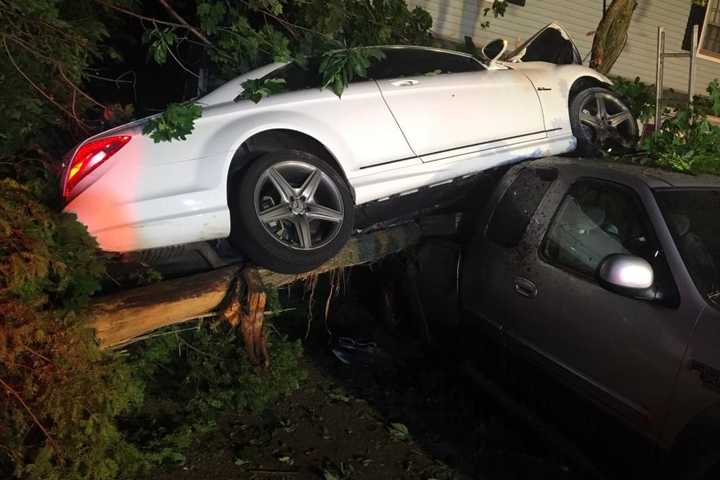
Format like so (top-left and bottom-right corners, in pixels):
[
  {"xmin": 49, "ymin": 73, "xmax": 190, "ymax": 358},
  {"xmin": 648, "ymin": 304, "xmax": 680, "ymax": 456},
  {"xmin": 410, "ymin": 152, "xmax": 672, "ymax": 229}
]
[
  {"xmin": 123, "ymin": 321, "xmax": 305, "ymax": 466},
  {"xmin": 0, "ymin": 179, "xmax": 146, "ymax": 480},
  {"xmin": 639, "ymin": 110, "xmax": 720, "ymax": 175},
  {"xmin": 611, "ymin": 76, "xmax": 656, "ymax": 123},
  {"xmin": 0, "ymin": 178, "xmax": 307, "ymax": 478}
]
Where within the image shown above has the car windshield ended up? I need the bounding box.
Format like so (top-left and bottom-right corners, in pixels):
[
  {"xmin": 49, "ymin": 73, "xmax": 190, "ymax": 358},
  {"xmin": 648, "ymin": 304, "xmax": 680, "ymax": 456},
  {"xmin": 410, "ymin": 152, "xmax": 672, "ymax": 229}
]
[{"xmin": 655, "ymin": 189, "xmax": 720, "ymax": 306}]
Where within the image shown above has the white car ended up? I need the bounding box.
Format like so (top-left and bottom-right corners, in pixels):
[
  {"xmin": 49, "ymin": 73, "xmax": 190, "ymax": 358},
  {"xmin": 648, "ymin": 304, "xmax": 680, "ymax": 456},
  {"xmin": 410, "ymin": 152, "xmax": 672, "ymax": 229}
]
[{"xmin": 62, "ymin": 27, "xmax": 637, "ymax": 273}]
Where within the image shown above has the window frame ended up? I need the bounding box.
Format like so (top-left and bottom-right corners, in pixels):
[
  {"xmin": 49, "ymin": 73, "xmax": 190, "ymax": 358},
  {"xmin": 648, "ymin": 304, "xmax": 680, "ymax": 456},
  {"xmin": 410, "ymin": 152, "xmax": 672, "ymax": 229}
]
[
  {"xmin": 538, "ymin": 178, "xmax": 662, "ymax": 284},
  {"xmin": 698, "ymin": 0, "xmax": 720, "ymax": 63},
  {"xmin": 367, "ymin": 47, "xmax": 486, "ymax": 80},
  {"xmin": 485, "ymin": 166, "xmax": 557, "ymax": 248}
]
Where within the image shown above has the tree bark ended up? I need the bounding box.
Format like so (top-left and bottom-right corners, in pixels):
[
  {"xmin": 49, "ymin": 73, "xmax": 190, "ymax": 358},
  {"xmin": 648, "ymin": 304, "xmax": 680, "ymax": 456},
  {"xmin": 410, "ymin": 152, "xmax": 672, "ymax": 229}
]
[
  {"xmin": 90, "ymin": 222, "xmax": 423, "ymax": 349},
  {"xmin": 590, "ymin": 0, "xmax": 638, "ymax": 75}
]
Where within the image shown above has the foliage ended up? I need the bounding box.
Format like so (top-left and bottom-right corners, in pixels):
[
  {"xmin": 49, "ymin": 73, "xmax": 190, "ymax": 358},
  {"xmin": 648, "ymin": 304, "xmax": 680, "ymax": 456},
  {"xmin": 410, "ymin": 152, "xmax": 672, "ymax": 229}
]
[
  {"xmin": 139, "ymin": 0, "xmax": 433, "ymax": 141},
  {"xmin": 639, "ymin": 109, "xmax": 720, "ymax": 175},
  {"xmin": 708, "ymin": 79, "xmax": 720, "ymax": 116},
  {"xmin": 240, "ymin": 78, "xmax": 288, "ymax": 103},
  {"xmin": 142, "ymin": 103, "xmax": 203, "ymax": 143},
  {"xmin": 611, "ymin": 76, "xmax": 655, "ymax": 122},
  {"xmin": 484, "ymin": 0, "xmax": 509, "ymax": 18},
  {"xmin": 123, "ymin": 320, "xmax": 305, "ymax": 465},
  {"xmin": 0, "ymin": 0, "xmax": 121, "ymax": 160},
  {"xmin": 0, "ymin": 178, "xmax": 147, "ymax": 480},
  {"xmin": 0, "ymin": 175, "xmax": 307, "ymax": 478},
  {"xmin": 319, "ymin": 48, "xmax": 386, "ymax": 97}
]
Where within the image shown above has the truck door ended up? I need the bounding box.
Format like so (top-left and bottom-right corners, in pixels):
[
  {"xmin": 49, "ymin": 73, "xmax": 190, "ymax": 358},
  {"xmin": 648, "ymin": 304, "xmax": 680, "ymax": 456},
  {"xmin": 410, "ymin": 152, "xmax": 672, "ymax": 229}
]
[{"xmin": 496, "ymin": 175, "xmax": 700, "ymax": 438}]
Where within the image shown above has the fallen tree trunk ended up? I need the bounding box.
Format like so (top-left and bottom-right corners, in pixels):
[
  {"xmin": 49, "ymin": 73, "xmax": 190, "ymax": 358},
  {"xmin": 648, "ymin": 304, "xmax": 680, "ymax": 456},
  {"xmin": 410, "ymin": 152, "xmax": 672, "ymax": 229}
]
[{"xmin": 90, "ymin": 222, "xmax": 422, "ymax": 349}]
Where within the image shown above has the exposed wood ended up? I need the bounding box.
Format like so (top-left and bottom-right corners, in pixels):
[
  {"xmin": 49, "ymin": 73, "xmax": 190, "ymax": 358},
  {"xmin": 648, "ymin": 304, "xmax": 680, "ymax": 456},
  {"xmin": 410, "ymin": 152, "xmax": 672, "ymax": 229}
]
[
  {"xmin": 92, "ymin": 266, "xmax": 238, "ymax": 348},
  {"xmin": 90, "ymin": 222, "xmax": 422, "ymax": 349},
  {"xmin": 241, "ymin": 270, "xmax": 269, "ymax": 367}
]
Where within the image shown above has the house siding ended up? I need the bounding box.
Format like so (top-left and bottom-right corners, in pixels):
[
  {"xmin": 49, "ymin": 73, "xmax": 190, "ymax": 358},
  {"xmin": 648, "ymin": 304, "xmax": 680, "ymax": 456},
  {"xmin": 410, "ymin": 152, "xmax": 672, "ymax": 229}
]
[{"xmin": 408, "ymin": 0, "xmax": 720, "ymax": 94}]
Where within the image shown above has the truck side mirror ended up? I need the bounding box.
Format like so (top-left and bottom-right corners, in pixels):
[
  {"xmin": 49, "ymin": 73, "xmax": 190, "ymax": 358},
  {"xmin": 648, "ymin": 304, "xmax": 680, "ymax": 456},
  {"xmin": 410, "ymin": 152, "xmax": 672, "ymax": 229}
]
[
  {"xmin": 482, "ymin": 38, "xmax": 508, "ymax": 65},
  {"xmin": 597, "ymin": 254, "xmax": 658, "ymax": 301}
]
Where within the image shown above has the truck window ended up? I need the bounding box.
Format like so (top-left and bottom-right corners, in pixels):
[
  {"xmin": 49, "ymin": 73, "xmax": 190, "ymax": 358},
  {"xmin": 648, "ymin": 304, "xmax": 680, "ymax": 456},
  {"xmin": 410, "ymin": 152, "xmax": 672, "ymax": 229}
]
[
  {"xmin": 486, "ymin": 167, "xmax": 556, "ymax": 247},
  {"xmin": 541, "ymin": 180, "xmax": 678, "ymax": 304}
]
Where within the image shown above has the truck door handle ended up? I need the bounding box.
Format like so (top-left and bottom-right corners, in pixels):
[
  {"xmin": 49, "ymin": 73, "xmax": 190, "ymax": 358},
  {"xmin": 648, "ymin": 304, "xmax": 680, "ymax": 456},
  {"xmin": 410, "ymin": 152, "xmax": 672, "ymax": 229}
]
[
  {"xmin": 514, "ymin": 277, "xmax": 538, "ymax": 299},
  {"xmin": 391, "ymin": 79, "xmax": 420, "ymax": 87}
]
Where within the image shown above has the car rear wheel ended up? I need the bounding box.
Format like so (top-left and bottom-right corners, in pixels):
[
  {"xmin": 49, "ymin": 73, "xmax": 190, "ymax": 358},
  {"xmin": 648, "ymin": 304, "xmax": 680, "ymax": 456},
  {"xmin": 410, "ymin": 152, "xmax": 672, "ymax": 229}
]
[
  {"xmin": 570, "ymin": 87, "xmax": 638, "ymax": 157},
  {"xmin": 229, "ymin": 150, "xmax": 354, "ymax": 273}
]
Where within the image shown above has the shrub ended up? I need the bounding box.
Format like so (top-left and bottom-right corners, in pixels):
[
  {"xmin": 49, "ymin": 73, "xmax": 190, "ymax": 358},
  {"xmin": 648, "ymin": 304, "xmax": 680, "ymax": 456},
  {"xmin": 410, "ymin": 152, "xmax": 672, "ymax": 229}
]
[
  {"xmin": 611, "ymin": 76, "xmax": 656, "ymax": 123},
  {"xmin": 122, "ymin": 320, "xmax": 305, "ymax": 465},
  {"xmin": 0, "ymin": 178, "xmax": 306, "ymax": 477},
  {"xmin": 639, "ymin": 110, "xmax": 720, "ymax": 175},
  {"xmin": 0, "ymin": 179, "xmax": 146, "ymax": 480}
]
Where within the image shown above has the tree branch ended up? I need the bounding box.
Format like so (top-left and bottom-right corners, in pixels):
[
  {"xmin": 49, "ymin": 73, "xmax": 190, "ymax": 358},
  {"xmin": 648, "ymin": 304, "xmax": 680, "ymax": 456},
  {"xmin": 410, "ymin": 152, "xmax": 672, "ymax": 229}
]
[
  {"xmin": 58, "ymin": 68, "xmax": 106, "ymax": 109},
  {"xmin": 2, "ymin": 38, "xmax": 88, "ymax": 131},
  {"xmin": 94, "ymin": 0, "xmax": 192, "ymax": 31},
  {"xmin": 157, "ymin": 0, "xmax": 212, "ymax": 45},
  {"xmin": 0, "ymin": 377, "xmax": 58, "ymax": 451},
  {"xmin": 151, "ymin": 22, "xmax": 200, "ymax": 79}
]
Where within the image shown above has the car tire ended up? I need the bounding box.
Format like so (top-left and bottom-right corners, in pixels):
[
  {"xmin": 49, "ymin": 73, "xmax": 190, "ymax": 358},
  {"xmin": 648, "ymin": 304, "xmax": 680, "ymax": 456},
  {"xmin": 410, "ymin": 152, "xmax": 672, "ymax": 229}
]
[
  {"xmin": 570, "ymin": 87, "xmax": 638, "ymax": 157},
  {"xmin": 229, "ymin": 150, "xmax": 354, "ymax": 274}
]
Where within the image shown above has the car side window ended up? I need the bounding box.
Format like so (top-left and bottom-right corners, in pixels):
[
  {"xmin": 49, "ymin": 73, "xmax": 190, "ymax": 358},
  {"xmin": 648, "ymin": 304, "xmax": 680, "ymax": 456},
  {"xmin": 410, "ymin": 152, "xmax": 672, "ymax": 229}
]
[
  {"xmin": 262, "ymin": 61, "xmax": 323, "ymax": 92},
  {"xmin": 367, "ymin": 48, "xmax": 484, "ymax": 80},
  {"xmin": 487, "ymin": 167, "xmax": 557, "ymax": 247},
  {"xmin": 541, "ymin": 180, "xmax": 672, "ymax": 282}
]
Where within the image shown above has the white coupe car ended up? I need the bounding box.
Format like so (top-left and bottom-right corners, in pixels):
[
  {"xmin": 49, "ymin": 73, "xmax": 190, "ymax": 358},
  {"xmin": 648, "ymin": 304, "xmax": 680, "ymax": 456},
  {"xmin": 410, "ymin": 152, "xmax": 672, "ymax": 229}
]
[{"xmin": 62, "ymin": 26, "xmax": 637, "ymax": 273}]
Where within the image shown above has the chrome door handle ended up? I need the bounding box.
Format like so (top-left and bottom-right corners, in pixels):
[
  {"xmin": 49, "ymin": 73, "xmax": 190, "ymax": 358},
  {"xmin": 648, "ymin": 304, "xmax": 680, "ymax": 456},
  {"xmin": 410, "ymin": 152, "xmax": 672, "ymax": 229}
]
[
  {"xmin": 514, "ymin": 277, "xmax": 538, "ymax": 299},
  {"xmin": 391, "ymin": 79, "xmax": 420, "ymax": 87}
]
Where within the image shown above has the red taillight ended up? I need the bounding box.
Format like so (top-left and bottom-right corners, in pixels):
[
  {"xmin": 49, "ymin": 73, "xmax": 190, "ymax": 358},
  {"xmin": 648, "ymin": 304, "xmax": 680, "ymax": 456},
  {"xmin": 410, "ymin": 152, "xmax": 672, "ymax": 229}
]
[{"xmin": 63, "ymin": 135, "xmax": 131, "ymax": 200}]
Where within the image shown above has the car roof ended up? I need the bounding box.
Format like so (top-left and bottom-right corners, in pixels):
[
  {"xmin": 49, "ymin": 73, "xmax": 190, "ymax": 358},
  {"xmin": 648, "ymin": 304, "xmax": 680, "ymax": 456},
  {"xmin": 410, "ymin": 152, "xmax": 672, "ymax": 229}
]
[{"xmin": 528, "ymin": 157, "xmax": 720, "ymax": 189}]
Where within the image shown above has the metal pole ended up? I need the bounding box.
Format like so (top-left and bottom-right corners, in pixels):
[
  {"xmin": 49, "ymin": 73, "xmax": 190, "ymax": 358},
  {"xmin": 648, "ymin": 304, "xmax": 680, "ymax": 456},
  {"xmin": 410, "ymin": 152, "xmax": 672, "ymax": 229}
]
[
  {"xmin": 689, "ymin": 24, "xmax": 699, "ymax": 112},
  {"xmin": 655, "ymin": 27, "xmax": 665, "ymax": 132}
]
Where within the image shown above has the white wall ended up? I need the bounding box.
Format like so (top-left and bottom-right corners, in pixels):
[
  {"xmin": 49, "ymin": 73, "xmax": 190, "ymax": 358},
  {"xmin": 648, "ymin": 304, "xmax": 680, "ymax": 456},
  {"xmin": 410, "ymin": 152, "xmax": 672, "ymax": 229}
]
[{"xmin": 408, "ymin": 0, "xmax": 720, "ymax": 93}]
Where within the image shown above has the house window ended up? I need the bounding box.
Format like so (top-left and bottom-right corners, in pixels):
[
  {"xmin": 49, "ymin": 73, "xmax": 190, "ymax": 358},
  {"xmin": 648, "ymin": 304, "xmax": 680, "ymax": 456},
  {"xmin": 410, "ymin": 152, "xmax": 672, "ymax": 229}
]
[
  {"xmin": 683, "ymin": 1, "xmax": 708, "ymax": 51},
  {"xmin": 699, "ymin": 0, "xmax": 720, "ymax": 61}
]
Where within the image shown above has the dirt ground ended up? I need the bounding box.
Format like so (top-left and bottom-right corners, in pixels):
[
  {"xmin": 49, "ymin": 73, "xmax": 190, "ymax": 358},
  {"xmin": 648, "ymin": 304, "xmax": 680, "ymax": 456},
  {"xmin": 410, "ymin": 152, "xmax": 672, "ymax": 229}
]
[
  {"xmin": 151, "ymin": 265, "xmax": 654, "ymax": 480},
  {"xmin": 153, "ymin": 333, "xmax": 583, "ymax": 480}
]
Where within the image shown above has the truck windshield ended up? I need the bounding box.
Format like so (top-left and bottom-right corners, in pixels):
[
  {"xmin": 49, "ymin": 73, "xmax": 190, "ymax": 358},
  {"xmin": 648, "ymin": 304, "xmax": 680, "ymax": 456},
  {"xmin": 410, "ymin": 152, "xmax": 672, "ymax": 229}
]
[{"xmin": 655, "ymin": 189, "xmax": 720, "ymax": 306}]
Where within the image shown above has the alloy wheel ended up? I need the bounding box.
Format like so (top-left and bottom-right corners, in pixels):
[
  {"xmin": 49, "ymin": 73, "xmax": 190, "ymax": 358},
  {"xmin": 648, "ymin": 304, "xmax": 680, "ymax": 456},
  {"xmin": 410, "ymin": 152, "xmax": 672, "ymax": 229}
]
[
  {"xmin": 253, "ymin": 160, "xmax": 345, "ymax": 251},
  {"xmin": 578, "ymin": 91, "xmax": 636, "ymax": 153}
]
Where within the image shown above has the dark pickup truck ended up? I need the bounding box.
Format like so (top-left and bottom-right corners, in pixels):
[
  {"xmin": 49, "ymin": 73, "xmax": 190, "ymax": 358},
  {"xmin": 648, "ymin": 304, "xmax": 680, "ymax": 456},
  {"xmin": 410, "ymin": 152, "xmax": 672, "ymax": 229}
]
[{"xmin": 449, "ymin": 157, "xmax": 720, "ymax": 478}]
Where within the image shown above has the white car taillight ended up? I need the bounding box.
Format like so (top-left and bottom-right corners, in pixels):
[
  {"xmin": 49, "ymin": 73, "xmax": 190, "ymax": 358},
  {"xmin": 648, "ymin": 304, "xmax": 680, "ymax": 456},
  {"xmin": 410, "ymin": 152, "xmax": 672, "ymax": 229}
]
[{"xmin": 63, "ymin": 135, "xmax": 131, "ymax": 201}]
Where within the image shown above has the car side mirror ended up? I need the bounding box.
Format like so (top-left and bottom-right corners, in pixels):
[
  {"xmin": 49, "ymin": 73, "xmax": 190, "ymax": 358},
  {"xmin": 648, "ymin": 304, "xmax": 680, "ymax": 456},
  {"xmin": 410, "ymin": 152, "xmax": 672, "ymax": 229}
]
[
  {"xmin": 482, "ymin": 38, "xmax": 508, "ymax": 65},
  {"xmin": 597, "ymin": 254, "xmax": 658, "ymax": 301}
]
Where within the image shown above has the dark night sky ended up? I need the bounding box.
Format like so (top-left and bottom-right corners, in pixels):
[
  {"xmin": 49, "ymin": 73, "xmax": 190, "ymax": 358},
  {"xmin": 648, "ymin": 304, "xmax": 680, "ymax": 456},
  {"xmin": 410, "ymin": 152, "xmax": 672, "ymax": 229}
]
[{"xmin": 86, "ymin": 2, "xmax": 204, "ymax": 116}]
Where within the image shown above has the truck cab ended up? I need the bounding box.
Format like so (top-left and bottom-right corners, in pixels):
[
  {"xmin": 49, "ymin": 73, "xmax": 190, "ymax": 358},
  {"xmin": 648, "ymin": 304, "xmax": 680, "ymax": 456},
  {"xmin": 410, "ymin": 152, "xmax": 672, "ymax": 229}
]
[{"xmin": 460, "ymin": 157, "xmax": 720, "ymax": 478}]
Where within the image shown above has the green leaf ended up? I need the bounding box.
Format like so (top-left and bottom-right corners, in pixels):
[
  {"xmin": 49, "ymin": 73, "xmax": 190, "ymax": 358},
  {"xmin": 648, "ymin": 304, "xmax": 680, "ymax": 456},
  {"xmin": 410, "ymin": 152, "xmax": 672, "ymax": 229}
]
[
  {"xmin": 239, "ymin": 78, "xmax": 288, "ymax": 103},
  {"xmin": 142, "ymin": 103, "xmax": 203, "ymax": 143},
  {"xmin": 708, "ymin": 79, "xmax": 720, "ymax": 116}
]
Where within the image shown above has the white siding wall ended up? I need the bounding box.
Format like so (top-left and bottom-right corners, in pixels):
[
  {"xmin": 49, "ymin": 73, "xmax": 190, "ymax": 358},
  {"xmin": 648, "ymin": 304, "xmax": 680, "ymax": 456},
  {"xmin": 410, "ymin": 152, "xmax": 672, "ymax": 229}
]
[{"xmin": 408, "ymin": 0, "xmax": 720, "ymax": 93}]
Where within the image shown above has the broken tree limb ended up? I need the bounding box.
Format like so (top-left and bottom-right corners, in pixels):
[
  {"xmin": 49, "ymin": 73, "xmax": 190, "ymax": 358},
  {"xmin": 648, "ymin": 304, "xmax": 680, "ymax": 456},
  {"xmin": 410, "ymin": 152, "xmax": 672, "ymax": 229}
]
[
  {"xmin": 90, "ymin": 222, "xmax": 422, "ymax": 349},
  {"xmin": 241, "ymin": 270, "xmax": 269, "ymax": 367}
]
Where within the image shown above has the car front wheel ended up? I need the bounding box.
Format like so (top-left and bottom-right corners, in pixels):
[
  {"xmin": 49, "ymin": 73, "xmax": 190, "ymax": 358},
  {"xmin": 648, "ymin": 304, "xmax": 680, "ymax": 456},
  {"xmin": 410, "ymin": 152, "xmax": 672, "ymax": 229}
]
[
  {"xmin": 570, "ymin": 87, "xmax": 638, "ymax": 157},
  {"xmin": 229, "ymin": 150, "xmax": 354, "ymax": 274}
]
